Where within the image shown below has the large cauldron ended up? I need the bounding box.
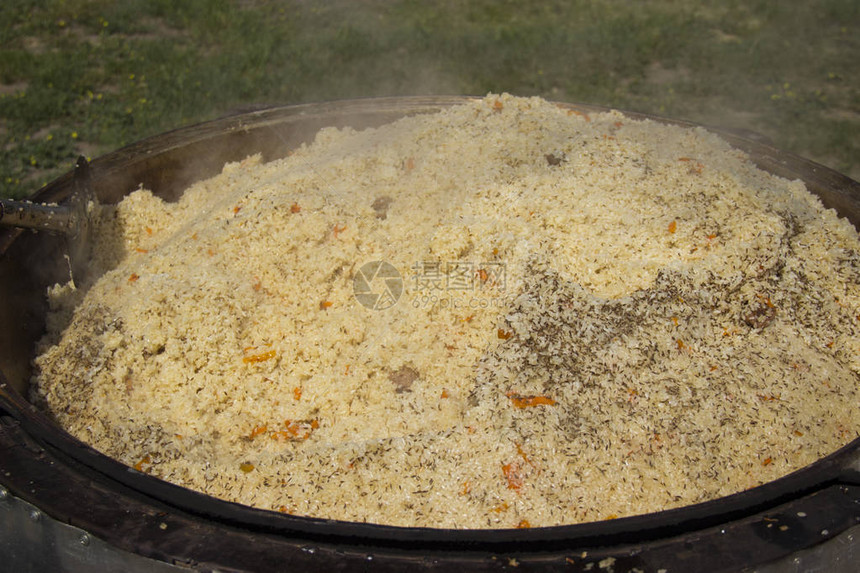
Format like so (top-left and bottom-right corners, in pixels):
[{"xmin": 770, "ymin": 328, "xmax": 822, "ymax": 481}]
[{"xmin": 1, "ymin": 97, "xmax": 858, "ymax": 572}]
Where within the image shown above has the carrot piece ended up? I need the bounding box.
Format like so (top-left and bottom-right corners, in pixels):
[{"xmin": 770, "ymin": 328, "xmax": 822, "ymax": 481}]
[
  {"xmin": 506, "ymin": 392, "xmax": 556, "ymax": 408},
  {"xmin": 272, "ymin": 419, "xmax": 318, "ymax": 442},
  {"xmin": 249, "ymin": 425, "xmax": 268, "ymax": 438},
  {"xmin": 133, "ymin": 454, "xmax": 151, "ymax": 472},
  {"xmin": 678, "ymin": 158, "xmax": 704, "ymax": 173},
  {"xmin": 243, "ymin": 349, "xmax": 276, "ymax": 364},
  {"xmin": 567, "ymin": 109, "xmax": 591, "ymax": 121}
]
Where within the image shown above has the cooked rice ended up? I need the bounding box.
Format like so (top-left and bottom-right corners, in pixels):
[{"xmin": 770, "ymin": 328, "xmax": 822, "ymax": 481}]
[{"xmin": 32, "ymin": 94, "xmax": 860, "ymax": 528}]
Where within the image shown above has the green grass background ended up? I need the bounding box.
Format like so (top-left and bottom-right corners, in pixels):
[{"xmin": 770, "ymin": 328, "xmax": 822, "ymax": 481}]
[{"xmin": 1, "ymin": 0, "xmax": 857, "ymax": 198}]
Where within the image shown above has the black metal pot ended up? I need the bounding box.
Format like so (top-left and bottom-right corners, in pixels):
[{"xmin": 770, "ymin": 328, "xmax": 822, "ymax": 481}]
[{"xmin": 1, "ymin": 97, "xmax": 858, "ymax": 573}]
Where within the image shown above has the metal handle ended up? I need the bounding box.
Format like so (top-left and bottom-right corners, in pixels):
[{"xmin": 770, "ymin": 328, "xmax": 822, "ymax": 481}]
[
  {"xmin": 0, "ymin": 157, "xmax": 92, "ymax": 238},
  {"xmin": 0, "ymin": 198, "xmax": 76, "ymax": 234}
]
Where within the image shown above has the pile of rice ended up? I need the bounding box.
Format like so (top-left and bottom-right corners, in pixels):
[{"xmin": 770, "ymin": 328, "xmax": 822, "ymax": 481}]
[{"xmin": 32, "ymin": 94, "xmax": 860, "ymax": 529}]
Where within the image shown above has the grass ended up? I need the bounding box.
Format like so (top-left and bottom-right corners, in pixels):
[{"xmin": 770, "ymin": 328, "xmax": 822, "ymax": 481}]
[{"xmin": 0, "ymin": 0, "xmax": 857, "ymax": 199}]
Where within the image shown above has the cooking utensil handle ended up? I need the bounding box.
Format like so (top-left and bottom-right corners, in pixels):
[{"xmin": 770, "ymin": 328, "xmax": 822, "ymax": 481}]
[
  {"xmin": 0, "ymin": 157, "xmax": 91, "ymax": 236},
  {"xmin": 0, "ymin": 198, "xmax": 76, "ymax": 234}
]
